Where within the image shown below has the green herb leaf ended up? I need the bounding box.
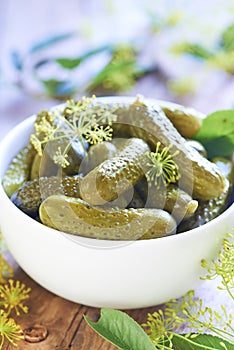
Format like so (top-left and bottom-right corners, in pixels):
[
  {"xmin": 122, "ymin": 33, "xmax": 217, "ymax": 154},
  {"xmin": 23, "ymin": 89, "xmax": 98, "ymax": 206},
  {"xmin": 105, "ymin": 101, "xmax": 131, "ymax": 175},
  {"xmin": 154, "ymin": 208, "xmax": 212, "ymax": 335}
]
[
  {"xmin": 193, "ymin": 110, "xmax": 234, "ymax": 157},
  {"xmin": 55, "ymin": 57, "xmax": 83, "ymax": 70},
  {"xmin": 84, "ymin": 308, "xmax": 155, "ymax": 350},
  {"xmin": 221, "ymin": 23, "xmax": 234, "ymax": 52},
  {"xmin": 56, "ymin": 45, "xmax": 111, "ymax": 70},
  {"xmin": 29, "ymin": 32, "xmax": 75, "ymax": 53},
  {"xmin": 171, "ymin": 42, "xmax": 213, "ymax": 59},
  {"xmin": 172, "ymin": 333, "xmax": 234, "ymax": 350},
  {"xmin": 40, "ymin": 79, "xmax": 76, "ymax": 99}
]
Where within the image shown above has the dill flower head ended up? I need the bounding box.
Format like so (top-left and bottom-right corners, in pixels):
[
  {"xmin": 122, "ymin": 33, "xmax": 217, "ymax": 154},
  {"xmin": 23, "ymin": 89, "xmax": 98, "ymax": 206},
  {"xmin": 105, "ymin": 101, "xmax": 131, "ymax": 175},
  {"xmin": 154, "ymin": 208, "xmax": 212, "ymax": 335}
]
[
  {"xmin": 0, "ymin": 255, "xmax": 14, "ymax": 284},
  {"xmin": 201, "ymin": 231, "xmax": 234, "ymax": 295},
  {"xmin": 145, "ymin": 142, "xmax": 180, "ymax": 188},
  {"xmin": 0, "ymin": 279, "xmax": 31, "ymax": 316},
  {"xmin": 30, "ymin": 95, "xmax": 117, "ymax": 168},
  {"xmin": 0, "ymin": 310, "xmax": 23, "ymax": 347}
]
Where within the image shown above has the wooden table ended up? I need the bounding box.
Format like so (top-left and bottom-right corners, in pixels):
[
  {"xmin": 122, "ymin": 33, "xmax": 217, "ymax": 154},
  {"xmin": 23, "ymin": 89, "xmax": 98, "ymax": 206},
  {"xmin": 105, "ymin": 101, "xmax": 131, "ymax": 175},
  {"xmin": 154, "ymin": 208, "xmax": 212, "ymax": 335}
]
[
  {"xmin": 1, "ymin": 1, "xmax": 234, "ymax": 348},
  {"xmin": 3, "ymin": 253, "xmax": 232, "ymax": 350},
  {"xmin": 4, "ymin": 258, "xmax": 160, "ymax": 350}
]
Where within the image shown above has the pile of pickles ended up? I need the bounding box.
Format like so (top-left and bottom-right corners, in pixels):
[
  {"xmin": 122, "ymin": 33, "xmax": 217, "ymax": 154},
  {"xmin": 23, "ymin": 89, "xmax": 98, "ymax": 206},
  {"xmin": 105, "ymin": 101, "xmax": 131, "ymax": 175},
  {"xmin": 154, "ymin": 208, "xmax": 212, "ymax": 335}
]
[{"xmin": 2, "ymin": 98, "xmax": 234, "ymax": 240}]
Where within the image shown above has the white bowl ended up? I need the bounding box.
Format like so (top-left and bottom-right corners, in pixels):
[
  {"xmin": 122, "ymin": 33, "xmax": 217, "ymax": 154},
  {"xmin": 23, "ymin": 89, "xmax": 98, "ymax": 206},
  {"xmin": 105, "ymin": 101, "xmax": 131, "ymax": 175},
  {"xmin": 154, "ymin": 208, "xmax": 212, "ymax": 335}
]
[{"xmin": 0, "ymin": 97, "xmax": 233, "ymax": 309}]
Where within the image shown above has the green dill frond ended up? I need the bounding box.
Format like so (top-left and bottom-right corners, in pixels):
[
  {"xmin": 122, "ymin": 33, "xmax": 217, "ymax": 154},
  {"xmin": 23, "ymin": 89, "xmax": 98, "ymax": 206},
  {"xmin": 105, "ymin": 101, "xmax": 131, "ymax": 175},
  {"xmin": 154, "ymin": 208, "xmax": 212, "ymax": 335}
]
[
  {"xmin": 0, "ymin": 310, "xmax": 23, "ymax": 347},
  {"xmin": 0, "ymin": 279, "xmax": 31, "ymax": 316},
  {"xmin": 201, "ymin": 231, "xmax": 234, "ymax": 300},
  {"xmin": 142, "ymin": 288, "xmax": 234, "ymax": 346},
  {"xmin": 145, "ymin": 142, "xmax": 180, "ymax": 188}
]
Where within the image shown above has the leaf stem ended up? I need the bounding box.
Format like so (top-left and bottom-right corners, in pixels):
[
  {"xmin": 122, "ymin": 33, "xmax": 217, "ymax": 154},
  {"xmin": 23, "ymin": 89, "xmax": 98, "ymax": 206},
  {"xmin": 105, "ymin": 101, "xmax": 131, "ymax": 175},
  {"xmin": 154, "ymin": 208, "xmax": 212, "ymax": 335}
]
[{"xmin": 172, "ymin": 333, "xmax": 222, "ymax": 350}]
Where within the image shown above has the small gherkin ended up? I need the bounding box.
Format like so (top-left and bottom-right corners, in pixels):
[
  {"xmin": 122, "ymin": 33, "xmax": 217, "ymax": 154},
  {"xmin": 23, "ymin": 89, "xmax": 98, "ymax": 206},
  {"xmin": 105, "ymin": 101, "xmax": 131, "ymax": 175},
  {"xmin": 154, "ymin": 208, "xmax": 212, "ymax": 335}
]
[
  {"xmin": 39, "ymin": 195, "xmax": 177, "ymax": 240},
  {"xmin": 3, "ymin": 143, "xmax": 36, "ymax": 197},
  {"xmin": 11, "ymin": 175, "xmax": 82, "ymax": 217}
]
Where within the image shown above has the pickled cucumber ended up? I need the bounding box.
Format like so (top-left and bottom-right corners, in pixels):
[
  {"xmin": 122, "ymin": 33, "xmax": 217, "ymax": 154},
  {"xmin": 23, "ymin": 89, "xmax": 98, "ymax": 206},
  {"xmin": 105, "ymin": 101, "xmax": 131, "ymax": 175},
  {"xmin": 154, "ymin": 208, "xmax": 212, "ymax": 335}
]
[
  {"xmin": 30, "ymin": 153, "xmax": 58, "ymax": 179},
  {"xmin": 81, "ymin": 141, "xmax": 118, "ymax": 174},
  {"xmin": 11, "ymin": 175, "xmax": 82, "ymax": 217},
  {"xmin": 30, "ymin": 154, "xmax": 42, "ymax": 179},
  {"xmin": 127, "ymin": 189, "xmax": 145, "ymax": 209},
  {"xmin": 44, "ymin": 138, "xmax": 85, "ymax": 176},
  {"xmin": 185, "ymin": 140, "xmax": 207, "ymax": 158},
  {"xmin": 212, "ymin": 157, "xmax": 234, "ymax": 184},
  {"xmin": 178, "ymin": 158, "xmax": 233, "ymax": 232},
  {"xmin": 80, "ymin": 138, "xmax": 150, "ymax": 205},
  {"xmin": 178, "ymin": 180, "xmax": 230, "ymax": 232},
  {"xmin": 3, "ymin": 143, "xmax": 36, "ymax": 197},
  {"xmin": 113, "ymin": 100, "xmax": 226, "ymax": 200},
  {"xmin": 159, "ymin": 104, "xmax": 203, "ymax": 138},
  {"xmin": 136, "ymin": 180, "xmax": 198, "ymax": 222},
  {"xmin": 39, "ymin": 195, "xmax": 177, "ymax": 240}
]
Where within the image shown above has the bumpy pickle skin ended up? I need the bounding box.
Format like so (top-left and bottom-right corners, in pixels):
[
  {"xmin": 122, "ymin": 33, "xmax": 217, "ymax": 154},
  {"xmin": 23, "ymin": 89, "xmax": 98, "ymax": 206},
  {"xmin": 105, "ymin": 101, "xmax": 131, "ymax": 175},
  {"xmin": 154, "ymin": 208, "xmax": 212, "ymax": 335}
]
[
  {"xmin": 136, "ymin": 180, "xmax": 198, "ymax": 223},
  {"xmin": 112, "ymin": 100, "xmax": 226, "ymax": 200},
  {"xmin": 11, "ymin": 175, "xmax": 82, "ymax": 217},
  {"xmin": 178, "ymin": 158, "xmax": 233, "ymax": 232},
  {"xmin": 80, "ymin": 138, "xmax": 150, "ymax": 205},
  {"xmin": 80, "ymin": 141, "xmax": 118, "ymax": 175},
  {"xmin": 2, "ymin": 143, "xmax": 36, "ymax": 197},
  {"xmin": 39, "ymin": 195, "xmax": 177, "ymax": 240},
  {"xmin": 30, "ymin": 153, "xmax": 59, "ymax": 179}
]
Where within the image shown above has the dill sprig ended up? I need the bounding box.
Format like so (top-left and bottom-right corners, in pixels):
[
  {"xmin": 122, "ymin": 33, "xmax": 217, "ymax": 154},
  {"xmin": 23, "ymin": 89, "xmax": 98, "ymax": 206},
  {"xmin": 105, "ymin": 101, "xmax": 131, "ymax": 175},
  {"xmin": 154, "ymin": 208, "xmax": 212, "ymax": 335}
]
[
  {"xmin": 0, "ymin": 279, "xmax": 31, "ymax": 316},
  {"xmin": 201, "ymin": 231, "xmax": 234, "ymax": 301},
  {"xmin": 0, "ymin": 310, "xmax": 24, "ymax": 348},
  {"xmin": 142, "ymin": 232, "xmax": 234, "ymax": 348},
  {"xmin": 145, "ymin": 142, "xmax": 180, "ymax": 188},
  {"xmin": 142, "ymin": 290, "xmax": 234, "ymax": 348},
  {"xmin": 30, "ymin": 95, "xmax": 117, "ymax": 168}
]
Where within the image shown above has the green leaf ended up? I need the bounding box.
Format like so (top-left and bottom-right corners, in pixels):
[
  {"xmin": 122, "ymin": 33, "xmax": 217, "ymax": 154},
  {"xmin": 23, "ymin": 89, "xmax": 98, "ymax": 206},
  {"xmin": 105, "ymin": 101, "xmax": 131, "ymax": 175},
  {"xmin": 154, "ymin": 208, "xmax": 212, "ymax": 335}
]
[
  {"xmin": 55, "ymin": 57, "xmax": 83, "ymax": 69},
  {"xmin": 40, "ymin": 79, "xmax": 76, "ymax": 98},
  {"xmin": 55, "ymin": 45, "xmax": 111, "ymax": 70},
  {"xmin": 29, "ymin": 32, "xmax": 75, "ymax": 53},
  {"xmin": 172, "ymin": 333, "xmax": 234, "ymax": 350},
  {"xmin": 172, "ymin": 42, "xmax": 213, "ymax": 59},
  {"xmin": 84, "ymin": 308, "xmax": 155, "ymax": 350},
  {"xmin": 221, "ymin": 23, "xmax": 234, "ymax": 52},
  {"xmin": 193, "ymin": 110, "xmax": 234, "ymax": 157}
]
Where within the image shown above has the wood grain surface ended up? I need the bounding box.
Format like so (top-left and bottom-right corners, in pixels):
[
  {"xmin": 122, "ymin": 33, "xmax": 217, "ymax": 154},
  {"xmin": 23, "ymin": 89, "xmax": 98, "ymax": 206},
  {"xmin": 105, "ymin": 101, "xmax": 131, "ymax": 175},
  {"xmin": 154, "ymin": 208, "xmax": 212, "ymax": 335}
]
[{"xmin": 4, "ymin": 263, "xmax": 158, "ymax": 350}]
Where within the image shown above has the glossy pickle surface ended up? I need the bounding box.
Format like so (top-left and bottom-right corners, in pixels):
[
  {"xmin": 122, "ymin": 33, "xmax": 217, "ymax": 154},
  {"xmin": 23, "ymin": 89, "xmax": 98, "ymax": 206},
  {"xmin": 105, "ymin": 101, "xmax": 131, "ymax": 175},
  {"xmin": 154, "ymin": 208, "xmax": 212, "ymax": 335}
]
[{"xmin": 2, "ymin": 98, "xmax": 233, "ymax": 239}]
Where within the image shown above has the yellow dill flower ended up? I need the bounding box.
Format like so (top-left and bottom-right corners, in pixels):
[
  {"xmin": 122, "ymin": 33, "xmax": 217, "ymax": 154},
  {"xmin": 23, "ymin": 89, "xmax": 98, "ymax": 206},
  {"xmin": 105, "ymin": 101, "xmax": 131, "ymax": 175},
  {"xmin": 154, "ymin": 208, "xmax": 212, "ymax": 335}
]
[
  {"xmin": 145, "ymin": 142, "xmax": 180, "ymax": 188},
  {"xmin": 84, "ymin": 125, "xmax": 113, "ymax": 145},
  {"xmin": 0, "ymin": 310, "xmax": 23, "ymax": 348},
  {"xmin": 30, "ymin": 96, "xmax": 117, "ymax": 168},
  {"xmin": 0, "ymin": 280, "xmax": 31, "ymax": 316},
  {"xmin": 30, "ymin": 134, "xmax": 43, "ymax": 156},
  {"xmin": 0, "ymin": 255, "xmax": 14, "ymax": 284},
  {"xmin": 34, "ymin": 116, "xmax": 57, "ymax": 138},
  {"xmin": 201, "ymin": 231, "xmax": 234, "ymax": 298},
  {"xmin": 53, "ymin": 147, "xmax": 70, "ymax": 168}
]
